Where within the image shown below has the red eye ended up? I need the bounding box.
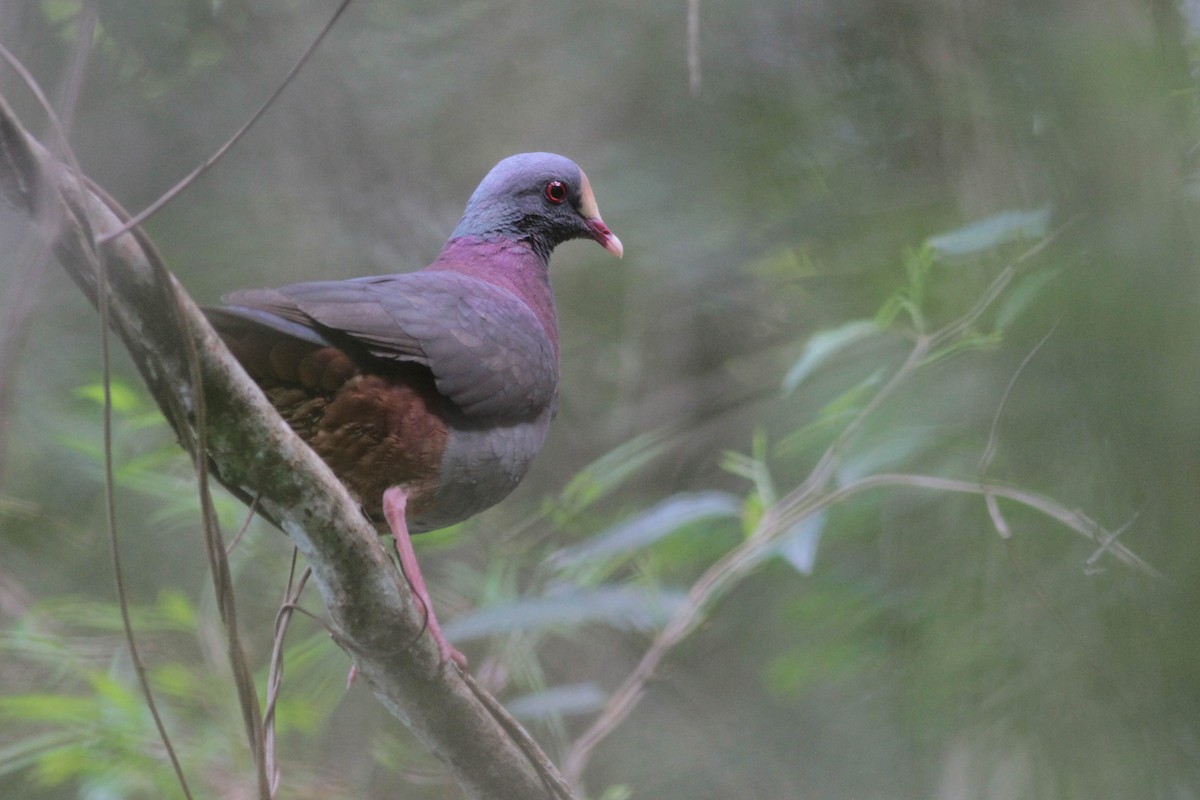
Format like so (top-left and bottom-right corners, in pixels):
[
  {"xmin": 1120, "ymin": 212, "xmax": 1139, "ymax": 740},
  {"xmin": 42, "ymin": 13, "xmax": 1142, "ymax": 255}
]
[{"xmin": 544, "ymin": 180, "xmax": 568, "ymax": 204}]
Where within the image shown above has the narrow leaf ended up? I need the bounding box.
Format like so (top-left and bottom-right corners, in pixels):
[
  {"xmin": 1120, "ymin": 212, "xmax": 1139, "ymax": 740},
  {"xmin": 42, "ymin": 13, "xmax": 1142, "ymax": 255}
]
[
  {"xmin": 836, "ymin": 427, "xmax": 938, "ymax": 485},
  {"xmin": 551, "ymin": 491, "xmax": 740, "ymax": 569},
  {"xmin": 0, "ymin": 731, "xmax": 88, "ymax": 779},
  {"xmin": 506, "ymin": 683, "xmax": 607, "ymax": 720},
  {"xmin": 441, "ymin": 585, "xmax": 686, "ymax": 643},
  {"xmin": 994, "ymin": 267, "xmax": 1061, "ymax": 331},
  {"xmin": 74, "ymin": 380, "xmax": 146, "ymax": 414},
  {"xmin": 774, "ymin": 511, "xmax": 825, "ymax": 575},
  {"xmin": 782, "ymin": 320, "xmax": 880, "ymax": 394},
  {"xmin": 556, "ymin": 429, "xmax": 673, "ymax": 516},
  {"xmin": 927, "ymin": 207, "xmax": 1051, "ymax": 257}
]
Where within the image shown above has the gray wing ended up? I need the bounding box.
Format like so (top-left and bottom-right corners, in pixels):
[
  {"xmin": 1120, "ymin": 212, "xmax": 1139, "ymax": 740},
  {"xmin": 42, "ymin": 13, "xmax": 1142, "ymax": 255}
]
[{"xmin": 218, "ymin": 272, "xmax": 558, "ymax": 420}]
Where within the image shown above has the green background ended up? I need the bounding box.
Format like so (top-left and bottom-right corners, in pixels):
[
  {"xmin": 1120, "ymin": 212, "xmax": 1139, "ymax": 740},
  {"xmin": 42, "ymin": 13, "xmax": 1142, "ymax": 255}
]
[{"xmin": 1, "ymin": 1, "xmax": 1199, "ymax": 798}]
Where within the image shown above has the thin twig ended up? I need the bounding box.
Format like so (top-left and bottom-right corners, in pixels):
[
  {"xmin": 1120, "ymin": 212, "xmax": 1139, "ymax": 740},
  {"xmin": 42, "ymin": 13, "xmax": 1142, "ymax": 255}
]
[
  {"xmin": 54, "ymin": 1, "xmax": 96, "ymax": 138},
  {"xmin": 785, "ymin": 473, "xmax": 1161, "ymax": 578},
  {"xmin": 63, "ymin": 155, "xmax": 272, "ymax": 796},
  {"xmin": 980, "ymin": 322, "xmax": 1058, "ymax": 474},
  {"xmin": 264, "ymin": 555, "xmax": 312, "ymax": 797},
  {"xmin": 985, "ymin": 492, "xmax": 1011, "ymax": 538},
  {"xmin": 786, "ymin": 221, "xmax": 1075, "ymax": 523},
  {"xmin": 1085, "ymin": 512, "xmax": 1140, "ymax": 569},
  {"xmin": 3, "ymin": 32, "xmax": 270, "ymax": 789},
  {"xmin": 929, "ymin": 216, "xmax": 1077, "ymax": 351},
  {"xmin": 95, "ymin": 0, "xmax": 356, "ymax": 245},
  {"xmin": 464, "ymin": 674, "xmax": 576, "ymax": 800},
  {"xmin": 562, "ymin": 222, "xmax": 1153, "ymax": 783},
  {"xmin": 226, "ymin": 495, "xmax": 261, "ymax": 555},
  {"xmin": 0, "ymin": 41, "xmax": 198, "ymax": 800},
  {"xmin": 561, "ymin": 536, "xmax": 763, "ymax": 782},
  {"xmin": 562, "ymin": 465, "xmax": 1160, "ymax": 782},
  {"xmin": 0, "ymin": 0, "xmax": 94, "ymax": 488},
  {"xmin": 167, "ymin": 197, "xmax": 272, "ymax": 800},
  {"xmin": 2, "ymin": 89, "xmax": 576, "ymax": 800},
  {"xmin": 788, "ymin": 335, "xmax": 930, "ymax": 505}
]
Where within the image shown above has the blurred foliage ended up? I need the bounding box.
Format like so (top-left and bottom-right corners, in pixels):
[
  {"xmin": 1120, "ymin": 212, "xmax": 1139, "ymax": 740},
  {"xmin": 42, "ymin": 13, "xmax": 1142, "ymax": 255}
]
[{"xmin": 3, "ymin": 0, "xmax": 1200, "ymax": 799}]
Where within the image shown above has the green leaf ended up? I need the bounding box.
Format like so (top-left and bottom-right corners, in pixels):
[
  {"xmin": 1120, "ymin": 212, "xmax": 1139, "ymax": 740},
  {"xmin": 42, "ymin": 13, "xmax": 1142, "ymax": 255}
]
[
  {"xmin": 818, "ymin": 368, "xmax": 885, "ymax": 420},
  {"xmin": 994, "ymin": 267, "xmax": 1062, "ymax": 331},
  {"xmin": 74, "ymin": 379, "xmax": 146, "ymax": 415},
  {"xmin": 33, "ymin": 596, "xmax": 197, "ymax": 634},
  {"xmin": 84, "ymin": 672, "xmax": 141, "ymax": 720},
  {"xmin": 148, "ymin": 663, "xmax": 198, "ymax": 700},
  {"xmin": 153, "ymin": 590, "xmax": 198, "ymax": 630},
  {"xmin": 506, "ymin": 683, "xmax": 607, "ymax": 720},
  {"xmin": 920, "ymin": 329, "xmax": 1003, "ymax": 366},
  {"xmin": 927, "ymin": 207, "xmax": 1051, "ymax": 257},
  {"xmin": 773, "ymin": 511, "xmax": 825, "ymax": 575},
  {"xmin": 555, "ymin": 429, "xmax": 673, "ymax": 517},
  {"xmin": 597, "ymin": 787, "xmax": 634, "ymax": 800},
  {"xmin": 0, "ymin": 693, "xmax": 99, "ymax": 724},
  {"xmin": 876, "ymin": 246, "xmax": 935, "ymax": 330},
  {"xmin": 0, "ymin": 731, "xmax": 86, "ymax": 779},
  {"xmin": 550, "ymin": 491, "xmax": 740, "ymax": 569},
  {"xmin": 836, "ymin": 427, "xmax": 939, "ymax": 485},
  {"xmin": 41, "ymin": 0, "xmax": 83, "ymax": 26},
  {"xmin": 782, "ymin": 320, "xmax": 881, "ymax": 394},
  {"xmin": 775, "ymin": 409, "xmax": 854, "ymax": 461},
  {"xmin": 441, "ymin": 585, "xmax": 686, "ymax": 642}
]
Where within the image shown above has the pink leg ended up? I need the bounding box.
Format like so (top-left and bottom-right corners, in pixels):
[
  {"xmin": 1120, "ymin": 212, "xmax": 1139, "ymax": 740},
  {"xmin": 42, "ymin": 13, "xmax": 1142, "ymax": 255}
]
[{"xmin": 382, "ymin": 486, "xmax": 467, "ymax": 670}]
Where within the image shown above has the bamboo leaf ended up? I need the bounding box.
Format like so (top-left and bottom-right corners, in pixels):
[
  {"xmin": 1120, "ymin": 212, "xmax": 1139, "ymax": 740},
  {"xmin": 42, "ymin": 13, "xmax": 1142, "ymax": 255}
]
[
  {"xmin": 442, "ymin": 585, "xmax": 686, "ymax": 642},
  {"xmin": 782, "ymin": 320, "xmax": 880, "ymax": 394},
  {"xmin": 551, "ymin": 491, "xmax": 740, "ymax": 569},
  {"xmin": 774, "ymin": 511, "xmax": 825, "ymax": 575},
  {"xmin": 928, "ymin": 207, "xmax": 1051, "ymax": 257},
  {"xmin": 506, "ymin": 683, "xmax": 607, "ymax": 720}
]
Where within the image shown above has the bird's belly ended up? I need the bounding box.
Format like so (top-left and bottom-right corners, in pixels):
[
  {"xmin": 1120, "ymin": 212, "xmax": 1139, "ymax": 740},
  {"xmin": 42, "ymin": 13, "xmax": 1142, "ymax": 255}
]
[{"xmin": 408, "ymin": 409, "xmax": 553, "ymax": 533}]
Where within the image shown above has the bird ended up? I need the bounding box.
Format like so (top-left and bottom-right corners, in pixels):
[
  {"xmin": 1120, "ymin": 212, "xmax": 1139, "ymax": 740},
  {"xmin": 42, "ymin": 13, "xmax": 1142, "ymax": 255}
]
[{"xmin": 204, "ymin": 153, "xmax": 622, "ymax": 668}]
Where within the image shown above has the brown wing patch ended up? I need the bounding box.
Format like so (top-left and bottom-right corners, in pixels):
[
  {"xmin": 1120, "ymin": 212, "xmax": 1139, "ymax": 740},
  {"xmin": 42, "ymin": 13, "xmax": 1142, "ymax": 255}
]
[
  {"xmin": 220, "ymin": 328, "xmax": 449, "ymax": 521},
  {"xmin": 308, "ymin": 370, "xmax": 449, "ymax": 521}
]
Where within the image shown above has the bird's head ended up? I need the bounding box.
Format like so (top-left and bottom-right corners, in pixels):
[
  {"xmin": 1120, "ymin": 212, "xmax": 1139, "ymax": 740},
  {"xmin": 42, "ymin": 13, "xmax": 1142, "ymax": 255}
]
[{"xmin": 452, "ymin": 153, "xmax": 623, "ymax": 261}]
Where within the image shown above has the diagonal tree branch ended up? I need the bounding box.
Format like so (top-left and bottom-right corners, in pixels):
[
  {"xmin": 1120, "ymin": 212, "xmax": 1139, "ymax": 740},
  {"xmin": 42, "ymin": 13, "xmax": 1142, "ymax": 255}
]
[{"xmin": 0, "ymin": 95, "xmax": 575, "ymax": 800}]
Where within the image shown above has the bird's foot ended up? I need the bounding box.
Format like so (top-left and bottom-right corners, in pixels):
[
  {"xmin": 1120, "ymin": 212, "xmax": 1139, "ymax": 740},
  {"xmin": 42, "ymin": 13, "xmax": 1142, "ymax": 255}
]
[{"xmin": 383, "ymin": 487, "xmax": 468, "ymax": 671}]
